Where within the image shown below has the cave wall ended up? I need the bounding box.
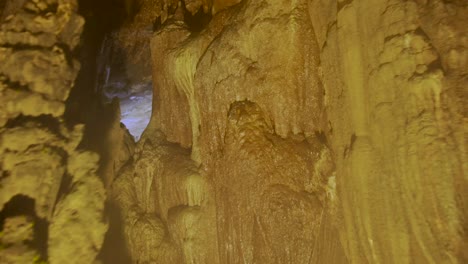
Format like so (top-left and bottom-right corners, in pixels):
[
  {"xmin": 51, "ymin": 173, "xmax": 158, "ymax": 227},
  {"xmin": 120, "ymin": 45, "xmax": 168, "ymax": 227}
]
[
  {"xmin": 310, "ymin": 0, "xmax": 467, "ymax": 263},
  {"xmin": 114, "ymin": 0, "xmax": 467, "ymax": 263},
  {"xmin": 0, "ymin": 0, "xmax": 465, "ymax": 263},
  {"xmin": 0, "ymin": 0, "xmax": 107, "ymax": 263}
]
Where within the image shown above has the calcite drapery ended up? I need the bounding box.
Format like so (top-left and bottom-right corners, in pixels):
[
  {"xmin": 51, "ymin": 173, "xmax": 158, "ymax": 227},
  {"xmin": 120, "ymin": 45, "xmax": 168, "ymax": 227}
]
[
  {"xmin": 310, "ymin": 0, "xmax": 467, "ymax": 263},
  {"xmin": 116, "ymin": 0, "xmax": 345, "ymax": 263},
  {"xmin": 114, "ymin": 0, "xmax": 467, "ymax": 263}
]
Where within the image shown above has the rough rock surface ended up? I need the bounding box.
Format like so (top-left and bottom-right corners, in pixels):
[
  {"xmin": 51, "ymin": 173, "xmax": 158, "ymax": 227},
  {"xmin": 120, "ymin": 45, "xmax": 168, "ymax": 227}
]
[
  {"xmin": 309, "ymin": 0, "xmax": 467, "ymax": 263},
  {"xmin": 113, "ymin": 0, "xmax": 467, "ymax": 263},
  {"xmin": 114, "ymin": 0, "xmax": 343, "ymax": 263},
  {"xmin": 113, "ymin": 129, "xmax": 217, "ymax": 263},
  {"xmin": 1, "ymin": 0, "xmax": 465, "ymax": 263},
  {"xmin": 0, "ymin": 1, "xmax": 107, "ymax": 263},
  {"xmin": 124, "ymin": 0, "xmax": 241, "ymax": 25},
  {"xmin": 0, "ymin": 216, "xmax": 38, "ymax": 263}
]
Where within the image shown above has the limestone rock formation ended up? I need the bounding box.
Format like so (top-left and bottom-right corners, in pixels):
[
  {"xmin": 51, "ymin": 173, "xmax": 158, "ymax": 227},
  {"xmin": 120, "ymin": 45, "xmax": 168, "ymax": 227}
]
[
  {"xmin": 0, "ymin": 1, "xmax": 107, "ymax": 263},
  {"xmin": 48, "ymin": 151, "xmax": 107, "ymax": 264},
  {"xmin": 112, "ymin": 0, "xmax": 466, "ymax": 263},
  {"xmin": 309, "ymin": 0, "xmax": 467, "ymax": 262},
  {"xmin": 0, "ymin": 216, "xmax": 39, "ymax": 263},
  {"xmin": 124, "ymin": 0, "xmax": 241, "ymax": 25},
  {"xmin": 114, "ymin": 0, "xmax": 344, "ymax": 263},
  {"xmin": 112, "ymin": 129, "xmax": 217, "ymax": 263},
  {"xmin": 0, "ymin": 0, "xmax": 466, "ymax": 263}
]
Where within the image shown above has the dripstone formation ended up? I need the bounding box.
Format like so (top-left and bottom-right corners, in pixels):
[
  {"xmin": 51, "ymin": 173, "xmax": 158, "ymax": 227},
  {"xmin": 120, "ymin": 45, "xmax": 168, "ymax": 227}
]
[{"xmin": 0, "ymin": 0, "xmax": 466, "ymax": 263}]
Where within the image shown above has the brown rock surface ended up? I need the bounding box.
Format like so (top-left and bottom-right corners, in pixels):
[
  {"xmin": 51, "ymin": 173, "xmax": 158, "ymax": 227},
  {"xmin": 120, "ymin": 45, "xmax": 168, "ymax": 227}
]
[
  {"xmin": 115, "ymin": 0, "xmax": 344, "ymax": 263},
  {"xmin": 0, "ymin": 0, "xmax": 466, "ymax": 263},
  {"xmin": 112, "ymin": 129, "xmax": 218, "ymax": 263},
  {"xmin": 309, "ymin": 0, "xmax": 468, "ymax": 263},
  {"xmin": 112, "ymin": 0, "xmax": 466, "ymax": 263}
]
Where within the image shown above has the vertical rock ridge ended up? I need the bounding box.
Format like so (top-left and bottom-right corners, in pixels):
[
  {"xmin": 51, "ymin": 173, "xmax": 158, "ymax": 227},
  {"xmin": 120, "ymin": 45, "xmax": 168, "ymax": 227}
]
[{"xmin": 0, "ymin": 1, "xmax": 108, "ymax": 264}]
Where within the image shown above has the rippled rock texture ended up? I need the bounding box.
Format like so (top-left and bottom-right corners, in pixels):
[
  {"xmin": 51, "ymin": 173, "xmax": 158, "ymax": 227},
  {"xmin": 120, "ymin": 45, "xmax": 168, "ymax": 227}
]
[
  {"xmin": 0, "ymin": 1, "xmax": 107, "ymax": 263},
  {"xmin": 310, "ymin": 0, "xmax": 467, "ymax": 263}
]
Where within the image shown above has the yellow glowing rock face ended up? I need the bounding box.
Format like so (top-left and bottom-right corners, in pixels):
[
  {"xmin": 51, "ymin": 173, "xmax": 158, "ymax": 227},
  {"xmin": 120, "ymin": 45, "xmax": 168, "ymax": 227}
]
[
  {"xmin": 310, "ymin": 0, "xmax": 467, "ymax": 263},
  {"xmin": 0, "ymin": 1, "xmax": 107, "ymax": 264},
  {"xmin": 136, "ymin": 0, "xmax": 466, "ymax": 263},
  {"xmin": 0, "ymin": 0, "xmax": 465, "ymax": 263}
]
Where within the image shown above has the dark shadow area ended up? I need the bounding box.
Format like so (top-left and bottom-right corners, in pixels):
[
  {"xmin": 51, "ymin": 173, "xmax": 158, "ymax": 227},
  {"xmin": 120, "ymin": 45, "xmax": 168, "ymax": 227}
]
[
  {"xmin": 152, "ymin": 15, "xmax": 162, "ymax": 31},
  {"xmin": 0, "ymin": 0, "xmax": 6, "ymax": 14},
  {"xmin": 64, "ymin": 1, "xmax": 133, "ymax": 263},
  {"xmin": 96, "ymin": 201, "xmax": 132, "ymax": 264},
  {"xmin": 3, "ymin": 114, "xmax": 61, "ymax": 132},
  {"xmin": 65, "ymin": 0, "xmax": 127, "ymax": 128},
  {"xmin": 183, "ymin": 4, "xmax": 213, "ymax": 32}
]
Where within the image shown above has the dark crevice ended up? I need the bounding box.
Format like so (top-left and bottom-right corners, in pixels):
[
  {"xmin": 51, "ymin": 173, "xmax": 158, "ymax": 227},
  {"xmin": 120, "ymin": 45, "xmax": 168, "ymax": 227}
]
[
  {"xmin": 413, "ymin": 27, "xmax": 431, "ymax": 40},
  {"xmin": 3, "ymin": 115, "xmax": 65, "ymax": 142},
  {"xmin": 0, "ymin": 43, "xmax": 75, "ymax": 69},
  {"xmin": 349, "ymin": 133, "xmax": 356, "ymax": 153},
  {"xmin": 0, "ymin": 0, "xmax": 6, "ymax": 15},
  {"xmin": 152, "ymin": 15, "xmax": 162, "ymax": 31},
  {"xmin": 0, "ymin": 75, "xmax": 30, "ymax": 92},
  {"xmin": 337, "ymin": 0, "xmax": 354, "ymax": 12},
  {"xmin": 0, "ymin": 43, "xmax": 52, "ymax": 51},
  {"xmin": 23, "ymin": 2, "xmax": 58, "ymax": 16},
  {"xmin": 383, "ymin": 33, "xmax": 403, "ymax": 43},
  {"xmin": 56, "ymin": 43, "xmax": 75, "ymax": 67},
  {"xmin": 321, "ymin": 21, "xmax": 337, "ymax": 51},
  {"xmin": 32, "ymin": 216, "xmax": 48, "ymax": 262},
  {"xmin": 425, "ymin": 57, "xmax": 443, "ymax": 73},
  {"xmin": 78, "ymin": 0, "xmax": 128, "ymax": 32},
  {"xmin": 182, "ymin": 1, "xmax": 212, "ymax": 32},
  {"xmin": 0, "ymin": 170, "xmax": 9, "ymax": 181},
  {"xmin": 54, "ymin": 173, "xmax": 73, "ymax": 213},
  {"xmin": 96, "ymin": 201, "xmax": 132, "ymax": 264},
  {"xmin": 343, "ymin": 133, "xmax": 356, "ymax": 157},
  {"xmin": 315, "ymin": 130, "xmax": 329, "ymax": 146},
  {"xmin": 38, "ymin": 3, "xmax": 58, "ymax": 15},
  {"xmin": 0, "ymin": 196, "xmax": 35, "ymax": 226},
  {"xmin": 41, "ymin": 145, "xmax": 69, "ymax": 161},
  {"xmin": 410, "ymin": 57, "xmax": 444, "ymax": 79}
]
